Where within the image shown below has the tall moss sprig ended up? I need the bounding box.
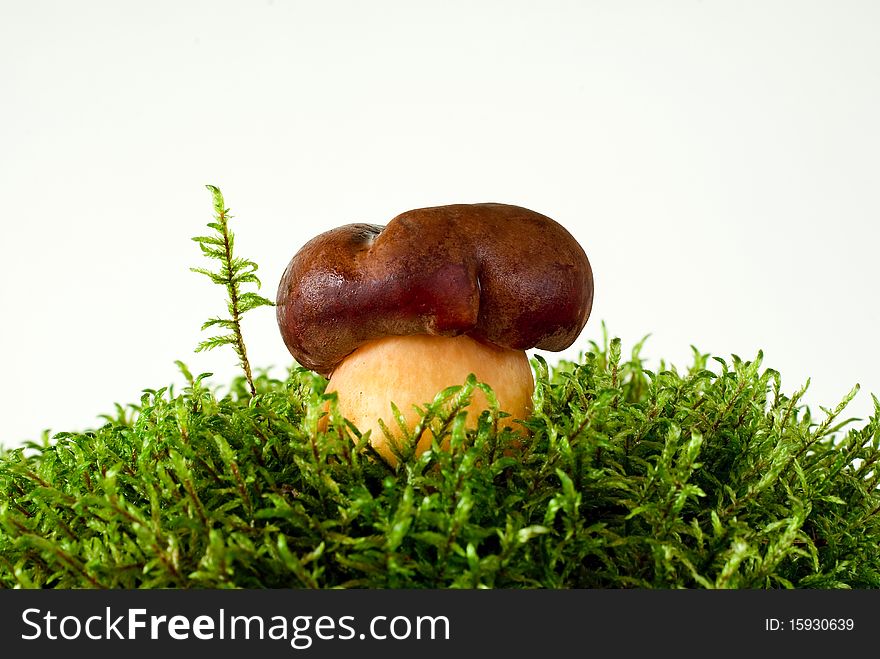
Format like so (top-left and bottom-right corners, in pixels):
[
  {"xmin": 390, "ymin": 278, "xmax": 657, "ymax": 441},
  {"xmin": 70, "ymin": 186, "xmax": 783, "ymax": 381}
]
[{"xmin": 191, "ymin": 185, "xmax": 274, "ymax": 397}]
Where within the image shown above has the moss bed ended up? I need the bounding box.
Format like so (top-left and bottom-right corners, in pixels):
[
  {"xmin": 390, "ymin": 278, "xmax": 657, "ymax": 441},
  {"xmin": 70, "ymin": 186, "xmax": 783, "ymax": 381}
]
[{"xmin": 2, "ymin": 331, "xmax": 878, "ymax": 589}]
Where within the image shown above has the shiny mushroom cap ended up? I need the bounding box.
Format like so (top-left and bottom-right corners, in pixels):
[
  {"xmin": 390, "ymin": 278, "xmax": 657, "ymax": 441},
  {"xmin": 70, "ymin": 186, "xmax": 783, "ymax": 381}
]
[{"xmin": 276, "ymin": 202, "xmax": 593, "ymax": 376}]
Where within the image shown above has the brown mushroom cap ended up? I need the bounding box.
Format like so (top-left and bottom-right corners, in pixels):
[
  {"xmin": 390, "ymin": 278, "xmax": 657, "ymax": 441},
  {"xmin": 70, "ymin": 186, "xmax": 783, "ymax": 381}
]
[{"xmin": 276, "ymin": 203, "xmax": 593, "ymax": 376}]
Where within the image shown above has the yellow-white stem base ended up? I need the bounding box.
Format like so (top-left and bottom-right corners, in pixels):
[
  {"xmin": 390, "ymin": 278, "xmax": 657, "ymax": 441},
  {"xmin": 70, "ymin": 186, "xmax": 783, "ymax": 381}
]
[{"xmin": 323, "ymin": 334, "xmax": 534, "ymax": 465}]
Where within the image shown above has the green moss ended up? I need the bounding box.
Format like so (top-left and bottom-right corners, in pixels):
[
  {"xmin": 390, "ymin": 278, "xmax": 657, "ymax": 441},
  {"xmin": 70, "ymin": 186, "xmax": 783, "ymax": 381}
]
[
  {"xmin": 2, "ymin": 333, "xmax": 878, "ymax": 588},
  {"xmin": 2, "ymin": 187, "xmax": 878, "ymax": 588}
]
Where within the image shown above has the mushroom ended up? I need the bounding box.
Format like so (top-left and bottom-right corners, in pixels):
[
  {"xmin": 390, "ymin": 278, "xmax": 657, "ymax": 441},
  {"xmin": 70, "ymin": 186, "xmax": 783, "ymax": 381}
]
[{"xmin": 276, "ymin": 203, "xmax": 593, "ymax": 464}]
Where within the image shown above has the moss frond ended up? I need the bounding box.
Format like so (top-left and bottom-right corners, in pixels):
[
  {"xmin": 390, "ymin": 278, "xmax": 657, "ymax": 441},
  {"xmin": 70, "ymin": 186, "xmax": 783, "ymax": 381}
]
[{"xmin": 191, "ymin": 185, "xmax": 273, "ymax": 397}]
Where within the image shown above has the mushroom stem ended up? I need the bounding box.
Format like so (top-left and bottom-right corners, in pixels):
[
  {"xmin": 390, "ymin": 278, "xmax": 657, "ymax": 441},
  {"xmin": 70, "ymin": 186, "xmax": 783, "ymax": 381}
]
[{"xmin": 323, "ymin": 334, "xmax": 534, "ymax": 465}]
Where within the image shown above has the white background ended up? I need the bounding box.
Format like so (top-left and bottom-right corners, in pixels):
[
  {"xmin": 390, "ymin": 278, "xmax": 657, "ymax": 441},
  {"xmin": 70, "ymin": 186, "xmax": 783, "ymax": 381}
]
[{"xmin": 1, "ymin": 0, "xmax": 878, "ymax": 449}]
